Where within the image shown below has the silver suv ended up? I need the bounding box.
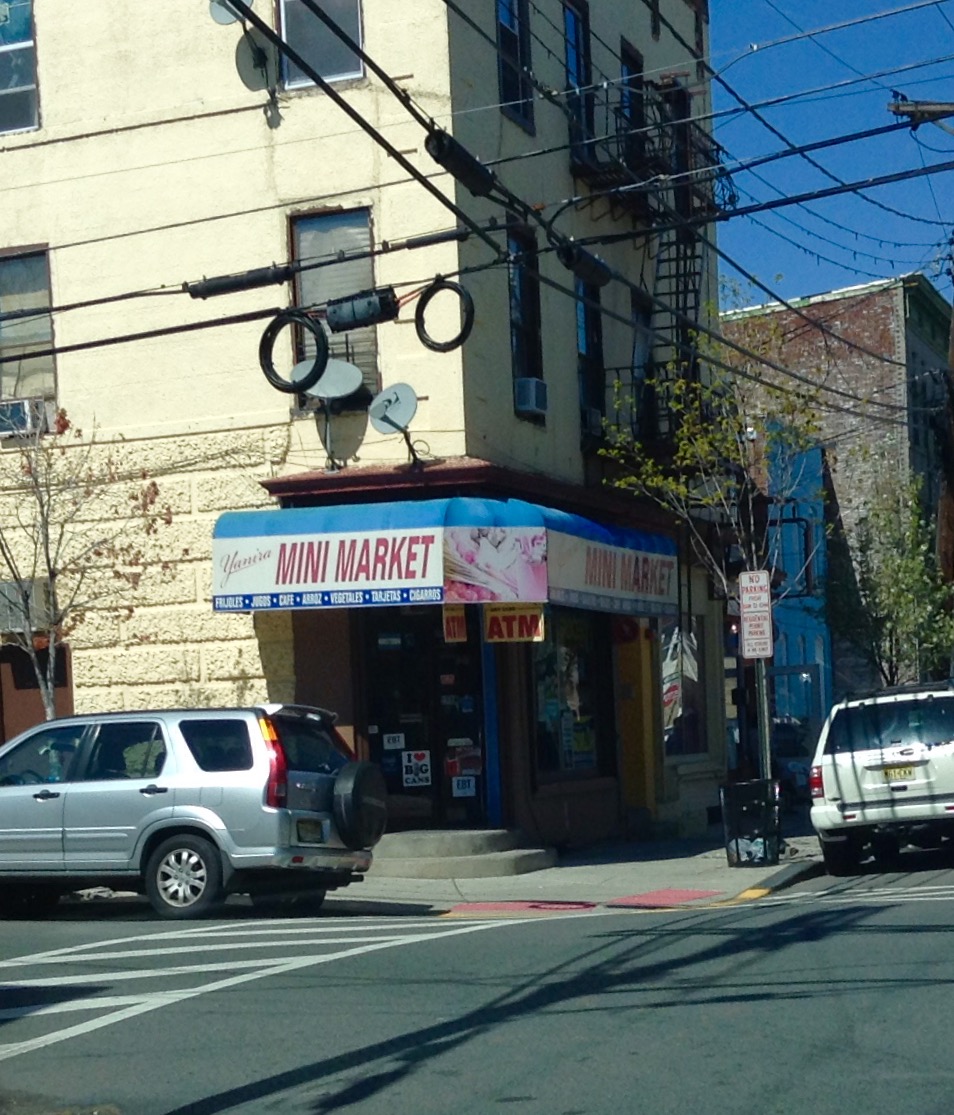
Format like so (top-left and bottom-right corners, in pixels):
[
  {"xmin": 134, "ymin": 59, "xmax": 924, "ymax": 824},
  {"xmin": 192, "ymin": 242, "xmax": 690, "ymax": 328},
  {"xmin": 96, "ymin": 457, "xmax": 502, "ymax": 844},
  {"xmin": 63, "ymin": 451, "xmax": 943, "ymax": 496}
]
[
  {"xmin": 810, "ymin": 681, "xmax": 954, "ymax": 874},
  {"xmin": 0, "ymin": 704, "xmax": 387, "ymax": 918}
]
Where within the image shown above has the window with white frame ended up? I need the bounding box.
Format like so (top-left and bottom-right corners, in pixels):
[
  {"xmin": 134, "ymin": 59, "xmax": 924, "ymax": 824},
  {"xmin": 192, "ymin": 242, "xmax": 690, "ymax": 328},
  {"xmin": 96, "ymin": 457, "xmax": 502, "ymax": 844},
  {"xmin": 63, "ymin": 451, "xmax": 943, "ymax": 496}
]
[
  {"xmin": 0, "ymin": 251, "xmax": 54, "ymax": 400},
  {"xmin": 279, "ymin": 0, "xmax": 363, "ymax": 88},
  {"xmin": 292, "ymin": 209, "xmax": 377, "ymax": 402},
  {"xmin": 0, "ymin": 0, "xmax": 38, "ymax": 134}
]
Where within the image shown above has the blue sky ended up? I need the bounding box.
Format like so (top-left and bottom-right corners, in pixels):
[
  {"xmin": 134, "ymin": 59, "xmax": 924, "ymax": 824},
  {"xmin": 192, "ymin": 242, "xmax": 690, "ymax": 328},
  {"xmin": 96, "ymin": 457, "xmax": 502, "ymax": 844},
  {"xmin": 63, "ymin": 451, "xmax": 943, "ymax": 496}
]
[{"xmin": 708, "ymin": 0, "xmax": 954, "ymax": 308}]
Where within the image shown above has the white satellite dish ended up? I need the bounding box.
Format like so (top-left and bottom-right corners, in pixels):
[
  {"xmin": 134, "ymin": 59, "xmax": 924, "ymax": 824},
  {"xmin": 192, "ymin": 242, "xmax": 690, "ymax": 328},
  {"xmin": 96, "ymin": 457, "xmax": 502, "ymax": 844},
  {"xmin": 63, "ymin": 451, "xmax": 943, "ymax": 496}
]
[
  {"xmin": 210, "ymin": 0, "xmax": 250, "ymax": 25},
  {"xmin": 369, "ymin": 383, "xmax": 418, "ymax": 434},
  {"xmin": 291, "ymin": 357, "xmax": 363, "ymax": 400}
]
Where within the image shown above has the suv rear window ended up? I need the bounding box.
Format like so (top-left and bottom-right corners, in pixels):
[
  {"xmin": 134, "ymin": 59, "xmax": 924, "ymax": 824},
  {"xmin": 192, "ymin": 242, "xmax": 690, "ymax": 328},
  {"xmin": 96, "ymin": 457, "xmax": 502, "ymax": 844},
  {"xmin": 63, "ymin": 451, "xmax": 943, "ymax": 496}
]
[
  {"xmin": 179, "ymin": 719, "xmax": 254, "ymax": 771},
  {"xmin": 825, "ymin": 697, "xmax": 954, "ymax": 754},
  {"xmin": 272, "ymin": 714, "xmax": 350, "ymax": 775}
]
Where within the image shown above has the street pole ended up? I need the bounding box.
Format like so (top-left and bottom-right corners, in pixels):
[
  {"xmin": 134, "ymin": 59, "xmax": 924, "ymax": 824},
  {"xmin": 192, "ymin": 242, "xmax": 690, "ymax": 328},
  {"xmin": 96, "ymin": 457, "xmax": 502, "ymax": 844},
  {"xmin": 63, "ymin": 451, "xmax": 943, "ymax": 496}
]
[{"xmin": 755, "ymin": 657, "xmax": 772, "ymax": 782}]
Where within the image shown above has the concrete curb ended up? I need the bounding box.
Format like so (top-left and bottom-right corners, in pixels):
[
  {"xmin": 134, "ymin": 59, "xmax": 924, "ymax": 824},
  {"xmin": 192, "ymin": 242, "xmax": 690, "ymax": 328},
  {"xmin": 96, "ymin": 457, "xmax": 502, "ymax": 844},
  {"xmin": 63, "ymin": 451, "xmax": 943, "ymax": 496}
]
[{"xmin": 731, "ymin": 856, "xmax": 825, "ymax": 902}]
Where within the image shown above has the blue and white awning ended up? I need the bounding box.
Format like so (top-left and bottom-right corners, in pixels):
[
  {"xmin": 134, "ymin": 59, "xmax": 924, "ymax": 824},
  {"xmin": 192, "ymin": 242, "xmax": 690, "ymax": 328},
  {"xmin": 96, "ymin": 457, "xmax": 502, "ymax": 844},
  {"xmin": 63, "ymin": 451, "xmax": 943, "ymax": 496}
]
[{"xmin": 212, "ymin": 497, "xmax": 677, "ymax": 616}]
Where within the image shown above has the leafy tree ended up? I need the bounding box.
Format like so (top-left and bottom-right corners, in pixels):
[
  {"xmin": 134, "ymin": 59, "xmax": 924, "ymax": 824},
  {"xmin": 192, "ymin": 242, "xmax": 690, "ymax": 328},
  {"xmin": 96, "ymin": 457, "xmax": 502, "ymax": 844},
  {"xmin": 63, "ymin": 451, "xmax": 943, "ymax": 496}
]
[
  {"xmin": 0, "ymin": 410, "xmax": 172, "ymax": 719},
  {"xmin": 837, "ymin": 474, "xmax": 954, "ymax": 687},
  {"xmin": 603, "ymin": 351, "xmax": 824, "ymax": 603}
]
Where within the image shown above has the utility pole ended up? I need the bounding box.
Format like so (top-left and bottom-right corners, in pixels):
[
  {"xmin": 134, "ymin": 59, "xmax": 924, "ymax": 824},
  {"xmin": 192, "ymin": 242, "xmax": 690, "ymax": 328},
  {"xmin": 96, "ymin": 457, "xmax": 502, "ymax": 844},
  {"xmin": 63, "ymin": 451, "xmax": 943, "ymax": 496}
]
[{"xmin": 888, "ymin": 99, "xmax": 954, "ymax": 128}]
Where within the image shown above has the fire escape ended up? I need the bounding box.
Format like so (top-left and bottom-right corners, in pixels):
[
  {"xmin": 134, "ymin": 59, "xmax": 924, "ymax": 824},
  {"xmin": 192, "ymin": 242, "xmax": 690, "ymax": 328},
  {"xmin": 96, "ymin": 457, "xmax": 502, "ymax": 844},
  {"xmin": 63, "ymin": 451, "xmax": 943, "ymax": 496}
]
[{"xmin": 565, "ymin": 75, "xmax": 736, "ymax": 449}]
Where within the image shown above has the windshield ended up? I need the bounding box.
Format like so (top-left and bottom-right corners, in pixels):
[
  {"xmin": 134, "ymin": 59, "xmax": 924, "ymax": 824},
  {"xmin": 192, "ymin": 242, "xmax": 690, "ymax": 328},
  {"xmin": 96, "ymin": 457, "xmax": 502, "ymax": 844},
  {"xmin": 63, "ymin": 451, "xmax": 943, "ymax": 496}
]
[{"xmin": 825, "ymin": 697, "xmax": 954, "ymax": 754}]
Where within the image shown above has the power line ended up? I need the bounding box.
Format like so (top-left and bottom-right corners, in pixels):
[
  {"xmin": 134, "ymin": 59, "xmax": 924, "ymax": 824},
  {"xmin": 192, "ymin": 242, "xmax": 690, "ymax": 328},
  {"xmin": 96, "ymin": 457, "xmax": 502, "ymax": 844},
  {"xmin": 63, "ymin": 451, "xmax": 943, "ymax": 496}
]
[
  {"xmin": 635, "ymin": 0, "xmax": 953, "ymax": 231},
  {"xmin": 4, "ymin": 2, "xmax": 926, "ymax": 425},
  {"xmin": 715, "ymin": 0, "xmax": 954, "ymax": 76}
]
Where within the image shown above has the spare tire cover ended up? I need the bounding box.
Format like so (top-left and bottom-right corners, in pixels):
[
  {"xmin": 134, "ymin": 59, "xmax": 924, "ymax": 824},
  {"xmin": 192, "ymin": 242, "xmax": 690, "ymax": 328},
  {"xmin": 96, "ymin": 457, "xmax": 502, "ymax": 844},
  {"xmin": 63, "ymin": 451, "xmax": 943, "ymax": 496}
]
[{"xmin": 333, "ymin": 761, "xmax": 388, "ymax": 850}]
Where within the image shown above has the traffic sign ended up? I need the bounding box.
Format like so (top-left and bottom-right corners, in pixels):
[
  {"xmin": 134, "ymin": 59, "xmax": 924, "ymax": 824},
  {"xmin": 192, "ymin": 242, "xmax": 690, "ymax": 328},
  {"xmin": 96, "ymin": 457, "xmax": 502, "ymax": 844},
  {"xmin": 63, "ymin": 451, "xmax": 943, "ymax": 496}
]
[{"xmin": 738, "ymin": 570, "xmax": 773, "ymax": 659}]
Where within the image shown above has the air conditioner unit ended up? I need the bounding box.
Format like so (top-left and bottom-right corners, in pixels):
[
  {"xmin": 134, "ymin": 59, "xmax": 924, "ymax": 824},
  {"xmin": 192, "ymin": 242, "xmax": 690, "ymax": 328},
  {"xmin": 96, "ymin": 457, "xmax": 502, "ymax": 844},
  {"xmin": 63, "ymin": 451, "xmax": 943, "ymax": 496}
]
[
  {"xmin": 0, "ymin": 398, "xmax": 47, "ymax": 440},
  {"xmin": 514, "ymin": 377, "xmax": 548, "ymax": 417}
]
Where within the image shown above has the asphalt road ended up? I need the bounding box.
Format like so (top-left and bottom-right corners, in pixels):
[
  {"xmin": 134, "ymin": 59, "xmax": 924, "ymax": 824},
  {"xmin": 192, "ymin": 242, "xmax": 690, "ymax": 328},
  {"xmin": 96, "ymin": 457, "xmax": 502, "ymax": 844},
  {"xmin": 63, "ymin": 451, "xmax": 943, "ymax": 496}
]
[{"xmin": 4, "ymin": 847, "xmax": 954, "ymax": 1115}]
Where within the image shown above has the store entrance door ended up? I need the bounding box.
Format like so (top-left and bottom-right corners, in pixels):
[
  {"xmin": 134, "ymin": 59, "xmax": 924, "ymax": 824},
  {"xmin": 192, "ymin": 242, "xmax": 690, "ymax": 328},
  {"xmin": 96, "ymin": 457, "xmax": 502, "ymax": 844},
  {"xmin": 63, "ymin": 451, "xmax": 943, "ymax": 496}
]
[{"xmin": 363, "ymin": 607, "xmax": 485, "ymax": 830}]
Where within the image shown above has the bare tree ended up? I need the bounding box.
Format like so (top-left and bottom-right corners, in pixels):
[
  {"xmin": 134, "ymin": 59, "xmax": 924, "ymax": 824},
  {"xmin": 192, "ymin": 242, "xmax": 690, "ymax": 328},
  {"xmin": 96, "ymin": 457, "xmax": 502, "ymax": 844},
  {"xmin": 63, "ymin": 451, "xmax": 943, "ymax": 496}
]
[{"xmin": 0, "ymin": 410, "xmax": 171, "ymax": 719}]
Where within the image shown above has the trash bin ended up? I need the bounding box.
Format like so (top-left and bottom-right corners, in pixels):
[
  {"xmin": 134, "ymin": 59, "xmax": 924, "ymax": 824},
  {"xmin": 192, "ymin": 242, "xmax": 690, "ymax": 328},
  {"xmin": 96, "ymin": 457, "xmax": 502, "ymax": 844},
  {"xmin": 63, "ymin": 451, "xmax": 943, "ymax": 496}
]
[{"xmin": 720, "ymin": 779, "xmax": 780, "ymax": 867}]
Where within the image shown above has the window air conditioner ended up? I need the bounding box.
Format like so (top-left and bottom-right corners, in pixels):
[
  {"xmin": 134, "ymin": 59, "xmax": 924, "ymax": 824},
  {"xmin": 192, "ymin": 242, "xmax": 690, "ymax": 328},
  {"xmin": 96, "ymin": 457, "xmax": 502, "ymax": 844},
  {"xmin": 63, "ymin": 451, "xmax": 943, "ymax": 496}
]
[
  {"xmin": 0, "ymin": 398, "xmax": 47, "ymax": 440},
  {"xmin": 514, "ymin": 377, "xmax": 548, "ymax": 417}
]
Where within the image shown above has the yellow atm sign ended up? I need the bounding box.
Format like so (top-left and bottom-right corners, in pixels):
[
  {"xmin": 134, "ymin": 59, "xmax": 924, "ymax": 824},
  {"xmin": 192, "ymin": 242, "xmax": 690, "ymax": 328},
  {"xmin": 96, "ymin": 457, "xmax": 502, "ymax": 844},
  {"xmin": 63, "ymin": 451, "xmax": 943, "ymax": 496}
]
[{"xmin": 483, "ymin": 603, "xmax": 545, "ymax": 643}]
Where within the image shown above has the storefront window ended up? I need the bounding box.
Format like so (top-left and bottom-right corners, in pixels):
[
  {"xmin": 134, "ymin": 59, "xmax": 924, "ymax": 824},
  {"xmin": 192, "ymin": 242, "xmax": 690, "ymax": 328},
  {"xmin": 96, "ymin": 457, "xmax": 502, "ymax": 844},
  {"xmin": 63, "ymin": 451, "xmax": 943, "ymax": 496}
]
[
  {"xmin": 661, "ymin": 618, "xmax": 707, "ymax": 757},
  {"xmin": 533, "ymin": 608, "xmax": 613, "ymax": 777}
]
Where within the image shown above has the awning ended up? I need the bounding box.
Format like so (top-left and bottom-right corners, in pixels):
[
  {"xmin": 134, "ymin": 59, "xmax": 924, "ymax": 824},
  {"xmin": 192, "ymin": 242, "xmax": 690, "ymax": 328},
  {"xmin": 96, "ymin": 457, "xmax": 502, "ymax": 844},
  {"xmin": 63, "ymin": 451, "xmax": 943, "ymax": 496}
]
[{"xmin": 212, "ymin": 497, "xmax": 678, "ymax": 617}]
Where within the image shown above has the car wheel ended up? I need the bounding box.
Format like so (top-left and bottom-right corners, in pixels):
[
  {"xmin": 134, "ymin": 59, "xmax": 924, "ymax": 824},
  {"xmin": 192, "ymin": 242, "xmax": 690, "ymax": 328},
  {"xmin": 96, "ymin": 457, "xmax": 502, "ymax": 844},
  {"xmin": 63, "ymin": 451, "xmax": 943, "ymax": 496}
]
[
  {"xmin": 145, "ymin": 835, "xmax": 223, "ymax": 919},
  {"xmin": 333, "ymin": 761, "xmax": 388, "ymax": 850},
  {"xmin": 821, "ymin": 839, "xmax": 859, "ymax": 877},
  {"xmin": 0, "ymin": 885, "xmax": 61, "ymax": 919},
  {"xmin": 249, "ymin": 888, "xmax": 326, "ymax": 917}
]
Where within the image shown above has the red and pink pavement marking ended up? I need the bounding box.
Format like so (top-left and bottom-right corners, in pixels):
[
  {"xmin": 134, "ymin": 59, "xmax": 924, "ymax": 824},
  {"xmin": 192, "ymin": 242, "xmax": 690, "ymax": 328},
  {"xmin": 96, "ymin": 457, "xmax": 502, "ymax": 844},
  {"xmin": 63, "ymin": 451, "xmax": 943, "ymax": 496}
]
[{"xmin": 446, "ymin": 888, "xmax": 724, "ymax": 916}]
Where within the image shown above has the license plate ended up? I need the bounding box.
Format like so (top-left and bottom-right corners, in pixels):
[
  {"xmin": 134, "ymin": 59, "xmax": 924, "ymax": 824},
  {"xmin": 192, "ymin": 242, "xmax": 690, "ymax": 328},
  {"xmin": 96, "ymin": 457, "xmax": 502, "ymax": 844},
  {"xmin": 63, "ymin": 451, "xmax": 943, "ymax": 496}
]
[
  {"xmin": 882, "ymin": 765, "xmax": 915, "ymax": 782},
  {"xmin": 297, "ymin": 819, "xmax": 325, "ymax": 844}
]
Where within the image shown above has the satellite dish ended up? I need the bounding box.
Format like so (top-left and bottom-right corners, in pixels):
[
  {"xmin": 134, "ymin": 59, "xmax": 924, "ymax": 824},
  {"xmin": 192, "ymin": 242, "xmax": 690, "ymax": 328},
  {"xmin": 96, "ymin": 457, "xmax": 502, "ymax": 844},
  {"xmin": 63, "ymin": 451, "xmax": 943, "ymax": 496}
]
[
  {"xmin": 235, "ymin": 26, "xmax": 280, "ymax": 92},
  {"xmin": 291, "ymin": 357, "xmax": 363, "ymax": 400},
  {"xmin": 210, "ymin": 0, "xmax": 250, "ymax": 25},
  {"xmin": 370, "ymin": 383, "xmax": 418, "ymax": 434}
]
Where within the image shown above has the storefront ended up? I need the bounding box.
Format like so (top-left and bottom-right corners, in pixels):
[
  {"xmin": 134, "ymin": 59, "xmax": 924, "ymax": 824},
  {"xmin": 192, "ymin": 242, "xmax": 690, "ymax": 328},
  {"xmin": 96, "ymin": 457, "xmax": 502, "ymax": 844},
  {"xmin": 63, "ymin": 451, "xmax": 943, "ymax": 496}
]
[{"xmin": 212, "ymin": 496, "xmax": 681, "ymax": 843}]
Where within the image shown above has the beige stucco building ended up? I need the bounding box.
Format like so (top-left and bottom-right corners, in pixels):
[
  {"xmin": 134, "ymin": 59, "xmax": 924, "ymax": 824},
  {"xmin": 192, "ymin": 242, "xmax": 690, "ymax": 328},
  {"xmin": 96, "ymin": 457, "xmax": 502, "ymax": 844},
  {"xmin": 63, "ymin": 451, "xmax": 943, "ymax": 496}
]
[{"xmin": 0, "ymin": 0, "xmax": 728, "ymax": 841}]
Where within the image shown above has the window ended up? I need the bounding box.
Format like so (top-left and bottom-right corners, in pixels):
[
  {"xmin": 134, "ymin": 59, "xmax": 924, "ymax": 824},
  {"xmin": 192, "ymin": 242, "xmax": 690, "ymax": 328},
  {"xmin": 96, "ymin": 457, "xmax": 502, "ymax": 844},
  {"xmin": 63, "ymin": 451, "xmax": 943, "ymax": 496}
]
[
  {"xmin": 619, "ymin": 41, "xmax": 645, "ymax": 168},
  {"xmin": 628, "ymin": 288, "xmax": 653, "ymax": 434},
  {"xmin": 506, "ymin": 221, "xmax": 543, "ymax": 390},
  {"xmin": 279, "ymin": 0, "xmax": 363, "ymax": 87},
  {"xmin": 0, "ymin": 250, "xmax": 54, "ymax": 400},
  {"xmin": 0, "ymin": 724, "xmax": 83, "ymax": 786},
  {"xmin": 273, "ymin": 714, "xmax": 349, "ymax": 774},
  {"xmin": 576, "ymin": 278, "xmax": 603, "ymax": 439},
  {"xmin": 533, "ymin": 608, "xmax": 615, "ymax": 777},
  {"xmin": 663, "ymin": 81, "xmax": 693, "ymax": 218},
  {"xmin": 497, "ymin": 0, "xmax": 533, "ymax": 128},
  {"xmin": 84, "ymin": 722, "xmax": 166, "ymax": 781},
  {"xmin": 292, "ymin": 208, "xmax": 377, "ymax": 401},
  {"xmin": 0, "ymin": 0, "xmax": 38, "ymax": 134},
  {"xmin": 563, "ymin": 1, "xmax": 593, "ymax": 153},
  {"xmin": 662, "ymin": 620, "xmax": 707, "ymax": 758},
  {"xmin": 179, "ymin": 719, "xmax": 253, "ymax": 772}
]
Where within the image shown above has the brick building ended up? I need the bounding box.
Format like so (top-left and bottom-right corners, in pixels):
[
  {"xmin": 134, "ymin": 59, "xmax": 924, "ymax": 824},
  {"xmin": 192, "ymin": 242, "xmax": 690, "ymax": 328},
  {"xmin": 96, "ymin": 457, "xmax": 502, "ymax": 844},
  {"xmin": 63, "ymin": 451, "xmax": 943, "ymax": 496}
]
[{"xmin": 723, "ymin": 273, "xmax": 950, "ymax": 708}]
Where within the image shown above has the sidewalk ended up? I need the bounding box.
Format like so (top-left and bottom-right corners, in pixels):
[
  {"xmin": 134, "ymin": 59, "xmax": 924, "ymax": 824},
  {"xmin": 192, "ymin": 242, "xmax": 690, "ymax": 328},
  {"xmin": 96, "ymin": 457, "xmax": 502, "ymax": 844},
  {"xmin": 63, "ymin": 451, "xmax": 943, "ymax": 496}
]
[{"xmin": 331, "ymin": 814, "xmax": 825, "ymax": 916}]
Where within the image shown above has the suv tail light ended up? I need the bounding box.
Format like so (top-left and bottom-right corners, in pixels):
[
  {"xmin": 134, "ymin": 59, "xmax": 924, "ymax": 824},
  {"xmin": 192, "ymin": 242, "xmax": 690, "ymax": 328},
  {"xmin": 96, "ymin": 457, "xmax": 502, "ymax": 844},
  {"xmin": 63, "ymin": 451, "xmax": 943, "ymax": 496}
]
[
  {"xmin": 259, "ymin": 716, "xmax": 288, "ymax": 808},
  {"xmin": 809, "ymin": 764, "xmax": 824, "ymax": 799}
]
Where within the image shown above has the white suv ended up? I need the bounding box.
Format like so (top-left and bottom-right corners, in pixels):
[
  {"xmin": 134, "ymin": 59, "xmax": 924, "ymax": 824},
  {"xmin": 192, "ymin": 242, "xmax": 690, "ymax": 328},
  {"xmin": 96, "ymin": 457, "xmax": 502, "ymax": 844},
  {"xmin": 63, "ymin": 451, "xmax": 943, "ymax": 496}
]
[
  {"xmin": 0, "ymin": 704, "xmax": 387, "ymax": 918},
  {"xmin": 810, "ymin": 681, "xmax": 954, "ymax": 874}
]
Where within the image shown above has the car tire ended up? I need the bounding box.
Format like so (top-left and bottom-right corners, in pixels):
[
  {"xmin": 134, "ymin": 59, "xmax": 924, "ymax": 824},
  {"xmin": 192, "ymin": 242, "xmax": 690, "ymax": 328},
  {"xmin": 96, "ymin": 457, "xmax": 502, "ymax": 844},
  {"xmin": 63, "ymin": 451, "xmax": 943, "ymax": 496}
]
[
  {"xmin": 249, "ymin": 888, "xmax": 326, "ymax": 916},
  {"xmin": 821, "ymin": 839, "xmax": 859, "ymax": 877},
  {"xmin": 0, "ymin": 885, "xmax": 61, "ymax": 919},
  {"xmin": 333, "ymin": 761, "xmax": 388, "ymax": 850},
  {"xmin": 145, "ymin": 834, "xmax": 223, "ymax": 919}
]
